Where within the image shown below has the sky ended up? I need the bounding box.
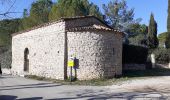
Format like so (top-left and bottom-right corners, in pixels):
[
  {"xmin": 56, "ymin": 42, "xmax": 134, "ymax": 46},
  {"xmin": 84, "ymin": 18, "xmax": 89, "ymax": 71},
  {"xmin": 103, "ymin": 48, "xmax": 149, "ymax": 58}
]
[{"xmin": 0, "ymin": 0, "xmax": 168, "ymax": 34}]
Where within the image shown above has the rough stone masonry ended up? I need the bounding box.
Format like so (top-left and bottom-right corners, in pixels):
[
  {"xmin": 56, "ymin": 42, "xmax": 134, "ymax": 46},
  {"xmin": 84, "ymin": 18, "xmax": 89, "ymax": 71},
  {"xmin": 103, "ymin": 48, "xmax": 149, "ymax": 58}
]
[{"xmin": 11, "ymin": 16, "xmax": 123, "ymax": 80}]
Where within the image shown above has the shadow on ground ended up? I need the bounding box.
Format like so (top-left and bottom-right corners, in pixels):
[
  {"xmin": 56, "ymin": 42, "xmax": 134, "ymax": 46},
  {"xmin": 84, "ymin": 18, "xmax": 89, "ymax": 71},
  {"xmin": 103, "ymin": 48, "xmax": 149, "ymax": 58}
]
[
  {"xmin": 48, "ymin": 87, "xmax": 170, "ymax": 100},
  {"xmin": 123, "ymin": 67, "xmax": 170, "ymax": 78},
  {"xmin": 1, "ymin": 87, "xmax": 170, "ymax": 100},
  {"xmin": 0, "ymin": 83, "xmax": 60, "ymax": 91},
  {"xmin": 0, "ymin": 95, "xmax": 43, "ymax": 100}
]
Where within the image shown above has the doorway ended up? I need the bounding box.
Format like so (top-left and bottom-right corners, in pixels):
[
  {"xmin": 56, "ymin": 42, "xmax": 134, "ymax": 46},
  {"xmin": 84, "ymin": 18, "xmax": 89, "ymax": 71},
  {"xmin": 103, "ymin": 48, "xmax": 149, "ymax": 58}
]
[{"xmin": 24, "ymin": 48, "xmax": 29, "ymax": 72}]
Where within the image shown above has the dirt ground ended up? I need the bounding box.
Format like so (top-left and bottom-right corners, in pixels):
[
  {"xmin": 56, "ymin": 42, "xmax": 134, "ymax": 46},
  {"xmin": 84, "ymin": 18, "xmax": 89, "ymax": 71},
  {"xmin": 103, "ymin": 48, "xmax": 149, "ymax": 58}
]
[{"xmin": 1, "ymin": 75, "xmax": 170, "ymax": 99}]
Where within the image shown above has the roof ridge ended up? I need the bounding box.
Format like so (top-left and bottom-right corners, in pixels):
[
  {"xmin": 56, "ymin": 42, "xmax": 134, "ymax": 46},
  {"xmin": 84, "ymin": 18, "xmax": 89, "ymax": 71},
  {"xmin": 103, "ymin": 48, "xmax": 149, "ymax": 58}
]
[
  {"xmin": 12, "ymin": 15, "xmax": 123, "ymax": 36},
  {"xmin": 12, "ymin": 16, "xmax": 96, "ymax": 36}
]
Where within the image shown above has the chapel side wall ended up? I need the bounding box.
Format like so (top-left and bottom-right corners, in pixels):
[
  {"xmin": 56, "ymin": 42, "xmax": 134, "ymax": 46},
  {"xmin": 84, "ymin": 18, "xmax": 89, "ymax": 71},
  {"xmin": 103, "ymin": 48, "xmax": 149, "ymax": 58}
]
[
  {"xmin": 67, "ymin": 31, "xmax": 122, "ymax": 80},
  {"xmin": 12, "ymin": 22, "xmax": 66, "ymax": 79}
]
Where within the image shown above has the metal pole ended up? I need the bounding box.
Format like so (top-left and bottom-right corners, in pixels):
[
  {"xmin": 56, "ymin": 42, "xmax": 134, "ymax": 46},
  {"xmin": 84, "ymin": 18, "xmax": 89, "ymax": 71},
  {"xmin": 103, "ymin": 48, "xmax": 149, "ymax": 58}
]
[
  {"xmin": 70, "ymin": 66, "xmax": 72, "ymax": 82},
  {"xmin": 0, "ymin": 63, "xmax": 2, "ymax": 75}
]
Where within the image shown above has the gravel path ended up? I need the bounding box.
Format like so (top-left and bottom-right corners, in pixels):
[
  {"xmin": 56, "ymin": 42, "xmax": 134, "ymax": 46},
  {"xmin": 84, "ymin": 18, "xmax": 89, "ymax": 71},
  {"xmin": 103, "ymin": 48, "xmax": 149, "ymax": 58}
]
[
  {"xmin": 109, "ymin": 76, "xmax": 170, "ymax": 100},
  {"xmin": 1, "ymin": 75, "xmax": 170, "ymax": 100}
]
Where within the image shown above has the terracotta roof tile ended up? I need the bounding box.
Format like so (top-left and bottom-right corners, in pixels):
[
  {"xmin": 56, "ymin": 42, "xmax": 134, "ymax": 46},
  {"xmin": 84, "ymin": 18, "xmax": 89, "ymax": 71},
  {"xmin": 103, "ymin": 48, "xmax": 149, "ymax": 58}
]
[
  {"xmin": 12, "ymin": 16, "xmax": 123, "ymax": 36},
  {"xmin": 66, "ymin": 24, "xmax": 123, "ymax": 35}
]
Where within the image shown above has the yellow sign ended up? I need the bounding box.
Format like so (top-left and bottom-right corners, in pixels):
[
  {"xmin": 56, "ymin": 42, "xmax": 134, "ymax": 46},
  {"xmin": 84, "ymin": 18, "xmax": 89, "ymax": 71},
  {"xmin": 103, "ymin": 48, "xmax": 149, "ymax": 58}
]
[{"xmin": 68, "ymin": 60, "xmax": 74, "ymax": 67}]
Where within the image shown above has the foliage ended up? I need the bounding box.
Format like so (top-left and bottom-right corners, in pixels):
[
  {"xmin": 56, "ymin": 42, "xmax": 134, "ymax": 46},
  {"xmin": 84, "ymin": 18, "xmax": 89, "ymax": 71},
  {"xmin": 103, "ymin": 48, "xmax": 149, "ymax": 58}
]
[
  {"xmin": 158, "ymin": 32, "xmax": 168, "ymax": 47},
  {"xmin": 165, "ymin": 32, "xmax": 170, "ymax": 48},
  {"xmin": 166, "ymin": 0, "xmax": 170, "ymax": 48},
  {"xmin": 168, "ymin": 0, "xmax": 170, "ymax": 32},
  {"xmin": 49, "ymin": 0, "xmax": 102, "ymax": 21},
  {"xmin": 0, "ymin": 46, "xmax": 11, "ymax": 68},
  {"xmin": 158, "ymin": 32, "xmax": 168, "ymax": 43},
  {"xmin": 147, "ymin": 13, "xmax": 159, "ymax": 48},
  {"xmin": 25, "ymin": 75, "xmax": 134, "ymax": 86},
  {"xmin": 20, "ymin": 0, "xmax": 53, "ymax": 30},
  {"xmin": 149, "ymin": 48, "xmax": 170, "ymax": 64},
  {"xmin": 123, "ymin": 44, "xmax": 148, "ymax": 64},
  {"xmin": 102, "ymin": 0, "xmax": 141, "ymax": 32},
  {"xmin": 128, "ymin": 24, "xmax": 148, "ymax": 35},
  {"xmin": 128, "ymin": 24, "xmax": 148, "ymax": 46},
  {"xmin": 128, "ymin": 33, "xmax": 147, "ymax": 46},
  {"xmin": 0, "ymin": 18, "xmax": 20, "ymax": 46}
]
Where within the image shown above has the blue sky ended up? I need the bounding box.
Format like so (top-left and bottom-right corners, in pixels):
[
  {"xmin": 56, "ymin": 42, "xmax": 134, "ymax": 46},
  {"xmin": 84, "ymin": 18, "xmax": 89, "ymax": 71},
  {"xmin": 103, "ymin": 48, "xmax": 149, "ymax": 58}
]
[{"xmin": 0, "ymin": 0, "xmax": 168, "ymax": 34}]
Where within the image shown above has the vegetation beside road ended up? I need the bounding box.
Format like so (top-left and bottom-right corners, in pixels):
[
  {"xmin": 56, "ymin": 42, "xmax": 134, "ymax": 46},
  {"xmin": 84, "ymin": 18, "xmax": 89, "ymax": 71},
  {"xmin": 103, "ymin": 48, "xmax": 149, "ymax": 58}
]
[{"xmin": 25, "ymin": 68, "xmax": 170, "ymax": 86}]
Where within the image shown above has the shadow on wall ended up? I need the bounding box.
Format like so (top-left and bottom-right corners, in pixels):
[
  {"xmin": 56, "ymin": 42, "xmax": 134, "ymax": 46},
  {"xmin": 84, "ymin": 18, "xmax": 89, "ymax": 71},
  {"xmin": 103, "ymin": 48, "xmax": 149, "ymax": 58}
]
[{"xmin": 0, "ymin": 95, "xmax": 43, "ymax": 100}]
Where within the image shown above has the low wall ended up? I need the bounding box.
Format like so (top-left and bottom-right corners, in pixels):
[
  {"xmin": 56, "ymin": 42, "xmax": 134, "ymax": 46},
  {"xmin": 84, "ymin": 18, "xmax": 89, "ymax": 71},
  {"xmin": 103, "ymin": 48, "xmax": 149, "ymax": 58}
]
[
  {"xmin": 123, "ymin": 64, "xmax": 146, "ymax": 71},
  {"xmin": 2, "ymin": 68, "xmax": 11, "ymax": 75}
]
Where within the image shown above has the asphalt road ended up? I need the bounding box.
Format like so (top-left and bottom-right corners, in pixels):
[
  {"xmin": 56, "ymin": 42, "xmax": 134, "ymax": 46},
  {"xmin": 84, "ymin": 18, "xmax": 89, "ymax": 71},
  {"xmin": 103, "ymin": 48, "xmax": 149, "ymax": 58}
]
[{"xmin": 1, "ymin": 75, "xmax": 170, "ymax": 100}]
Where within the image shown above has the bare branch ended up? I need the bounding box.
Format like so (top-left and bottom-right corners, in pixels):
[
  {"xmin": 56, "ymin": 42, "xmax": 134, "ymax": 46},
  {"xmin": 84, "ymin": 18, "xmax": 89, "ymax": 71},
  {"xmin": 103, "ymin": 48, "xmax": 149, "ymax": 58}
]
[
  {"xmin": 6, "ymin": 0, "xmax": 16, "ymax": 13},
  {"xmin": 0, "ymin": 12, "xmax": 22, "ymax": 16},
  {"xmin": 0, "ymin": 0, "xmax": 18, "ymax": 18}
]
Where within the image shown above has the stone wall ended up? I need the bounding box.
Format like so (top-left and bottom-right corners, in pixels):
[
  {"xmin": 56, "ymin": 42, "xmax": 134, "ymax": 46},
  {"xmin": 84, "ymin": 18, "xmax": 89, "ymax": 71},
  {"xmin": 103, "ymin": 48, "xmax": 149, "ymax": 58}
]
[
  {"xmin": 12, "ymin": 22, "xmax": 66, "ymax": 80},
  {"xmin": 67, "ymin": 31, "xmax": 122, "ymax": 80},
  {"xmin": 2, "ymin": 68, "xmax": 11, "ymax": 75},
  {"xmin": 12, "ymin": 17, "xmax": 123, "ymax": 80}
]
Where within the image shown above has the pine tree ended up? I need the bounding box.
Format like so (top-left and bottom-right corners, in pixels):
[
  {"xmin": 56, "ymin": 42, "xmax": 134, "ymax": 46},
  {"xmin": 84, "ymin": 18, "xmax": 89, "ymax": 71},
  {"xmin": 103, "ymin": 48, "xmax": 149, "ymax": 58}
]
[
  {"xmin": 49, "ymin": 0, "xmax": 102, "ymax": 21},
  {"xmin": 102, "ymin": 0, "xmax": 141, "ymax": 32},
  {"xmin": 20, "ymin": 0, "xmax": 53, "ymax": 30},
  {"xmin": 147, "ymin": 13, "xmax": 159, "ymax": 48},
  {"xmin": 165, "ymin": 0, "xmax": 170, "ymax": 48}
]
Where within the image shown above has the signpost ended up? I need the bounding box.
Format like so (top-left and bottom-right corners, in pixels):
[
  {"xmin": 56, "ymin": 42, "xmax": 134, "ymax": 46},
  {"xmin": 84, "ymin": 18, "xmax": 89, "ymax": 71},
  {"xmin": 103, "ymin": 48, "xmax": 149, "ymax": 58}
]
[{"xmin": 68, "ymin": 58, "xmax": 74, "ymax": 82}]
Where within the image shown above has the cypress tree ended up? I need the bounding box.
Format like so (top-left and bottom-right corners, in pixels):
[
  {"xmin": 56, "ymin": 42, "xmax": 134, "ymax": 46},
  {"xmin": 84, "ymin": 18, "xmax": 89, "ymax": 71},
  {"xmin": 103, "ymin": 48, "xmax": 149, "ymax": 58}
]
[
  {"xmin": 147, "ymin": 13, "xmax": 159, "ymax": 48},
  {"xmin": 165, "ymin": 0, "xmax": 170, "ymax": 48},
  {"xmin": 167, "ymin": 0, "xmax": 170, "ymax": 32}
]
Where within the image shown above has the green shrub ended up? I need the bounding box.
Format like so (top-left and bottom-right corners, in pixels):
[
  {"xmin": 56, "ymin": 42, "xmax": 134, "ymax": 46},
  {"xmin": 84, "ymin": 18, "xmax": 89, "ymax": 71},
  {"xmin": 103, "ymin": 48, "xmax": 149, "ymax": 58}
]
[
  {"xmin": 123, "ymin": 44, "xmax": 148, "ymax": 64},
  {"xmin": 150, "ymin": 48, "xmax": 170, "ymax": 64},
  {"xmin": 0, "ymin": 46, "xmax": 11, "ymax": 68},
  {"xmin": 165, "ymin": 33, "xmax": 170, "ymax": 48}
]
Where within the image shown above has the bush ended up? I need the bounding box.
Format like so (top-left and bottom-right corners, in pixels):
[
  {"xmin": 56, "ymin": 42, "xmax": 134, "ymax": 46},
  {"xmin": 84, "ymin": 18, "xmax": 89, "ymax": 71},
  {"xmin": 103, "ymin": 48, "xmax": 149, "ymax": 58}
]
[
  {"xmin": 149, "ymin": 48, "xmax": 170, "ymax": 64},
  {"xmin": 165, "ymin": 32, "xmax": 170, "ymax": 48},
  {"xmin": 123, "ymin": 44, "xmax": 148, "ymax": 64},
  {"xmin": 0, "ymin": 46, "xmax": 11, "ymax": 68}
]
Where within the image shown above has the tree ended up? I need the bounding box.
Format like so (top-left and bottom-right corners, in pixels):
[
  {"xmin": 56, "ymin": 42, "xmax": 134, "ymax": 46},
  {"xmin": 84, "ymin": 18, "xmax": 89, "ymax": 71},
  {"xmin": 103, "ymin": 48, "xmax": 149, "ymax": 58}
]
[
  {"xmin": 49, "ymin": 0, "xmax": 102, "ymax": 21},
  {"xmin": 128, "ymin": 24, "xmax": 148, "ymax": 46},
  {"xmin": 158, "ymin": 32, "xmax": 168, "ymax": 43},
  {"xmin": 165, "ymin": 34, "xmax": 170, "ymax": 48},
  {"xmin": 158, "ymin": 32, "xmax": 168, "ymax": 48},
  {"xmin": 0, "ymin": 19, "xmax": 20, "ymax": 46},
  {"xmin": 167, "ymin": 0, "xmax": 170, "ymax": 32},
  {"xmin": 102, "ymin": 0, "xmax": 141, "ymax": 33},
  {"xmin": 147, "ymin": 13, "xmax": 159, "ymax": 48},
  {"xmin": 20, "ymin": 0, "xmax": 53, "ymax": 30},
  {"xmin": 166, "ymin": 0, "xmax": 170, "ymax": 48}
]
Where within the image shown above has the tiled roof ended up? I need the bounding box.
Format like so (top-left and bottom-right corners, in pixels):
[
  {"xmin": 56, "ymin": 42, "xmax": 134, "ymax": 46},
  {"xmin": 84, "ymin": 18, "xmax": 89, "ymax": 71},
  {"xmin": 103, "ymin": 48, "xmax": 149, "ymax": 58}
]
[
  {"xmin": 67, "ymin": 24, "xmax": 123, "ymax": 35},
  {"xmin": 12, "ymin": 16, "xmax": 123, "ymax": 36}
]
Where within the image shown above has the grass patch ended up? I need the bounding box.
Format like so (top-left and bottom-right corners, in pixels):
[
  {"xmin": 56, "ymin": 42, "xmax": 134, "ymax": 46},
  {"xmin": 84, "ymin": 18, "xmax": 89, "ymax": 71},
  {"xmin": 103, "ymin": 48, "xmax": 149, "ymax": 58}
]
[
  {"xmin": 123, "ymin": 68, "xmax": 170, "ymax": 77},
  {"xmin": 25, "ymin": 75, "xmax": 133, "ymax": 86},
  {"xmin": 25, "ymin": 68, "xmax": 170, "ymax": 86}
]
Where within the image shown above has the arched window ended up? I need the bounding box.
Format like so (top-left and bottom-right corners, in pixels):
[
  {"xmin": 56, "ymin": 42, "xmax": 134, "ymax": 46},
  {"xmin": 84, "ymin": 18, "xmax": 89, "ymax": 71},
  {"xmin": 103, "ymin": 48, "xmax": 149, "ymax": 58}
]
[{"xmin": 24, "ymin": 48, "xmax": 29, "ymax": 72}]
